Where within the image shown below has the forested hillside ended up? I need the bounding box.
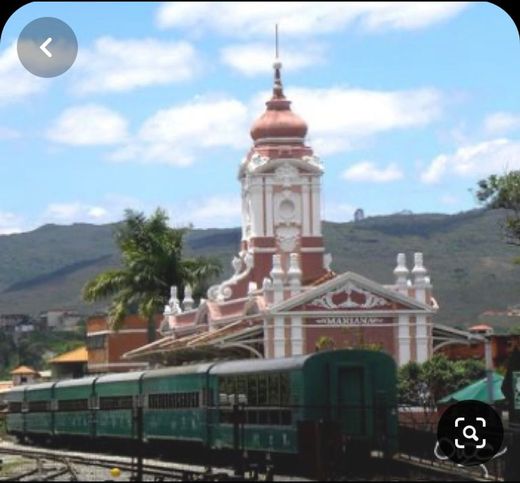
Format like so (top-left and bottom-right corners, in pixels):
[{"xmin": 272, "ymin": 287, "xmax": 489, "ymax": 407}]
[{"xmin": 1, "ymin": 209, "xmax": 519, "ymax": 329}]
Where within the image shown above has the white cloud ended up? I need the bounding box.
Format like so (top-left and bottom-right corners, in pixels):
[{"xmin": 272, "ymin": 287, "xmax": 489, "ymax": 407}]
[
  {"xmin": 41, "ymin": 194, "xmax": 143, "ymax": 226},
  {"xmin": 220, "ymin": 43, "xmax": 324, "ymax": 76},
  {"xmin": 35, "ymin": 195, "xmax": 242, "ymax": 229},
  {"xmin": 421, "ymin": 138, "xmax": 520, "ymax": 184},
  {"xmin": 0, "ymin": 42, "xmax": 44, "ymax": 106},
  {"xmin": 0, "ymin": 212, "xmax": 23, "ymax": 235},
  {"xmin": 484, "ymin": 112, "xmax": 520, "ymax": 135},
  {"xmin": 169, "ymin": 195, "xmax": 242, "ymax": 228},
  {"xmin": 0, "ymin": 126, "xmax": 21, "ymax": 140},
  {"xmin": 109, "ymin": 85, "xmax": 441, "ymax": 166},
  {"xmin": 323, "ymin": 201, "xmax": 356, "ymax": 222},
  {"xmin": 47, "ymin": 104, "xmax": 128, "ymax": 146},
  {"xmin": 110, "ymin": 97, "xmax": 249, "ymax": 166},
  {"xmin": 342, "ymin": 161, "xmax": 404, "ymax": 182},
  {"xmin": 157, "ymin": 2, "xmax": 468, "ymax": 36},
  {"xmin": 44, "ymin": 202, "xmax": 103, "ymax": 223},
  {"xmin": 263, "ymin": 86, "xmax": 442, "ymax": 155},
  {"xmin": 74, "ymin": 37, "xmax": 198, "ymax": 94}
]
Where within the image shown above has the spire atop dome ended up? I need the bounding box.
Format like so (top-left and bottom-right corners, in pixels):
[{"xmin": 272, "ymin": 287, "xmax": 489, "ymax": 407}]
[
  {"xmin": 250, "ymin": 24, "xmax": 308, "ymax": 145},
  {"xmin": 272, "ymin": 59, "xmax": 285, "ymax": 100},
  {"xmin": 272, "ymin": 24, "xmax": 284, "ymax": 100}
]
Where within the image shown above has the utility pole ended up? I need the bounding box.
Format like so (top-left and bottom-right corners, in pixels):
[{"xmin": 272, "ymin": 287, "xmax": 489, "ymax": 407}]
[{"xmin": 484, "ymin": 335, "xmax": 494, "ymax": 405}]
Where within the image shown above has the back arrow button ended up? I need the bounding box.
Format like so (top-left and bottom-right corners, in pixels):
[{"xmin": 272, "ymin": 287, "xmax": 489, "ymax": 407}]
[
  {"xmin": 40, "ymin": 37, "xmax": 53, "ymax": 58},
  {"xmin": 18, "ymin": 17, "xmax": 78, "ymax": 77}
]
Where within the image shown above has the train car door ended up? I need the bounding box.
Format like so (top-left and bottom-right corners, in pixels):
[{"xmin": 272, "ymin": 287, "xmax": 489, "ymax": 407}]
[{"xmin": 335, "ymin": 365, "xmax": 369, "ymax": 437}]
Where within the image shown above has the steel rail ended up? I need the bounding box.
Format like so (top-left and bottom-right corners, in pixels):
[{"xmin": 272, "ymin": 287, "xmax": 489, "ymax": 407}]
[{"xmin": 0, "ymin": 443, "xmax": 244, "ymax": 481}]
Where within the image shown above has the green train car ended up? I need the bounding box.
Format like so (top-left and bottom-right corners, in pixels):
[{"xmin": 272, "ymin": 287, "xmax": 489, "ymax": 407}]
[{"xmin": 5, "ymin": 349, "xmax": 397, "ymax": 477}]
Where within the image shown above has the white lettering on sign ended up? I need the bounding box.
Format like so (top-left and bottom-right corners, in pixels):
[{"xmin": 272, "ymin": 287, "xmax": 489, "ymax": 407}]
[{"xmin": 315, "ymin": 317, "xmax": 384, "ymax": 325}]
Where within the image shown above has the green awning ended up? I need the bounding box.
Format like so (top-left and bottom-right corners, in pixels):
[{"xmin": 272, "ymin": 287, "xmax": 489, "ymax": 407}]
[{"xmin": 438, "ymin": 372, "xmax": 505, "ymax": 404}]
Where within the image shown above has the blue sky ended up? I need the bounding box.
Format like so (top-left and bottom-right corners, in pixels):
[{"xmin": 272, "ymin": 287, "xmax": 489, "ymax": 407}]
[{"xmin": 0, "ymin": 2, "xmax": 519, "ymax": 234}]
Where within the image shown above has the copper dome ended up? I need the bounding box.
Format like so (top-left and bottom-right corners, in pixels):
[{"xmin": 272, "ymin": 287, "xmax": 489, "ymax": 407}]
[{"xmin": 250, "ymin": 61, "xmax": 308, "ymax": 144}]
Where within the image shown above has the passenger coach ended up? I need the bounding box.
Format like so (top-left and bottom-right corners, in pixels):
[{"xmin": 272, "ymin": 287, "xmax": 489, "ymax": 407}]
[{"xmin": 6, "ymin": 349, "xmax": 398, "ymax": 477}]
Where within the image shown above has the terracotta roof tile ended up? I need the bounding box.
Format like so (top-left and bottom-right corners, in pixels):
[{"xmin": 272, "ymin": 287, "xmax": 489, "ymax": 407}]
[
  {"xmin": 469, "ymin": 324, "xmax": 493, "ymax": 331},
  {"xmin": 10, "ymin": 365, "xmax": 38, "ymax": 375},
  {"xmin": 49, "ymin": 346, "xmax": 88, "ymax": 363}
]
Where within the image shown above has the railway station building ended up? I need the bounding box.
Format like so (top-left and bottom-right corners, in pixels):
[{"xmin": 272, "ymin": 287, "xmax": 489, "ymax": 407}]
[{"xmin": 124, "ymin": 60, "xmax": 438, "ymax": 368}]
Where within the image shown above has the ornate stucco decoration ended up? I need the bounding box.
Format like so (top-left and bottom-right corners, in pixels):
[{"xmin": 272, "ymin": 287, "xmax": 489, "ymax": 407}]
[
  {"xmin": 274, "ymin": 189, "xmax": 300, "ymax": 226},
  {"xmin": 274, "ymin": 163, "xmax": 299, "ymax": 187},
  {"xmin": 248, "ymin": 152, "xmax": 270, "ymax": 172},
  {"xmin": 207, "ymin": 251, "xmax": 255, "ymax": 302},
  {"xmin": 275, "ymin": 225, "xmax": 300, "ymax": 252},
  {"xmin": 302, "ymin": 154, "xmax": 324, "ymax": 172},
  {"xmin": 323, "ymin": 253, "xmax": 333, "ymax": 270},
  {"xmin": 309, "ymin": 281, "xmax": 389, "ymax": 310}
]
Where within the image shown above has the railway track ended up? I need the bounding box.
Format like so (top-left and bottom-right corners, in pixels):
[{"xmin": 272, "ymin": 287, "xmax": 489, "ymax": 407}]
[
  {"xmin": 393, "ymin": 453, "xmax": 503, "ymax": 481},
  {"xmin": 0, "ymin": 441, "xmax": 313, "ymax": 481},
  {"xmin": 0, "ymin": 441, "xmax": 503, "ymax": 481},
  {"xmin": 0, "ymin": 441, "xmax": 249, "ymax": 481}
]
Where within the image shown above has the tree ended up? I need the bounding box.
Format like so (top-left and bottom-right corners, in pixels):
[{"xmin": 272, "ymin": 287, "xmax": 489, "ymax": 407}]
[
  {"xmin": 82, "ymin": 208, "xmax": 222, "ymax": 342},
  {"xmin": 397, "ymin": 354, "xmax": 485, "ymax": 406},
  {"xmin": 315, "ymin": 335, "xmax": 335, "ymax": 351},
  {"xmin": 476, "ymin": 171, "xmax": 520, "ymax": 246}
]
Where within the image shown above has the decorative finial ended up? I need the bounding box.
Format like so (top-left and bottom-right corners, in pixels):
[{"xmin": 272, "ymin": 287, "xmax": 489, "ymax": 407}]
[
  {"xmin": 394, "ymin": 253, "xmax": 409, "ymax": 291},
  {"xmin": 412, "ymin": 252, "xmax": 428, "ymax": 286},
  {"xmin": 275, "ymin": 23, "xmax": 279, "ymax": 59},
  {"xmin": 273, "ymin": 24, "xmax": 284, "ymax": 99}
]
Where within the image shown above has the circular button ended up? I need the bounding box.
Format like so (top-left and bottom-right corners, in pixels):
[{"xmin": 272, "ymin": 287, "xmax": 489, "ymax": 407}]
[
  {"xmin": 17, "ymin": 17, "xmax": 78, "ymax": 78},
  {"xmin": 437, "ymin": 400, "xmax": 504, "ymax": 466}
]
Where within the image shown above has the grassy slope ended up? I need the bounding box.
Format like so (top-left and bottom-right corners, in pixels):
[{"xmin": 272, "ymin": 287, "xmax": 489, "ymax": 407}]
[{"xmin": 0, "ymin": 209, "xmax": 519, "ymax": 328}]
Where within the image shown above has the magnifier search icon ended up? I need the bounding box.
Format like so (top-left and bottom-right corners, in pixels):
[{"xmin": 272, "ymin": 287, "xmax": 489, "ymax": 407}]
[{"xmin": 463, "ymin": 425, "xmax": 479, "ymax": 441}]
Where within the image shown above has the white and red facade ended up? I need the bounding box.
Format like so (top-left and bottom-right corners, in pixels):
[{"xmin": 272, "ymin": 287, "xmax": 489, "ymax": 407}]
[{"xmin": 124, "ymin": 61, "xmax": 437, "ymax": 367}]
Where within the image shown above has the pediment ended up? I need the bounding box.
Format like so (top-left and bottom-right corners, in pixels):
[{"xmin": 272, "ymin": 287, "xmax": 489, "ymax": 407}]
[
  {"xmin": 270, "ymin": 271, "xmax": 434, "ymax": 314},
  {"xmin": 302, "ymin": 280, "xmax": 399, "ymax": 311}
]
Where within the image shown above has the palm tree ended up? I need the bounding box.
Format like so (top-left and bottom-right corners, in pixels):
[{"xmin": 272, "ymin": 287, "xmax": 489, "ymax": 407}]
[{"xmin": 82, "ymin": 208, "xmax": 222, "ymax": 342}]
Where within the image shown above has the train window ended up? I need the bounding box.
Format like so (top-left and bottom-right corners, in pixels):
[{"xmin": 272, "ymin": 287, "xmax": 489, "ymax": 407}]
[
  {"xmin": 268, "ymin": 374, "xmax": 280, "ymax": 405},
  {"xmin": 148, "ymin": 392, "xmax": 200, "ymax": 410},
  {"xmin": 247, "ymin": 375, "xmax": 258, "ymax": 406},
  {"xmin": 221, "ymin": 376, "xmax": 235, "ymax": 397},
  {"xmin": 236, "ymin": 375, "xmax": 247, "ymax": 398},
  {"xmin": 8, "ymin": 402, "xmax": 22, "ymax": 412},
  {"xmin": 57, "ymin": 399, "xmax": 89, "ymax": 411},
  {"xmin": 202, "ymin": 388, "xmax": 210, "ymax": 406},
  {"xmin": 247, "ymin": 410, "xmax": 258, "ymax": 425},
  {"xmin": 280, "ymin": 410, "xmax": 292, "ymax": 425},
  {"xmin": 99, "ymin": 396, "xmax": 133, "ymax": 410},
  {"xmin": 28, "ymin": 400, "xmax": 49, "ymax": 412},
  {"xmin": 258, "ymin": 409, "xmax": 268, "ymax": 424},
  {"xmin": 257, "ymin": 375, "xmax": 267, "ymax": 405},
  {"xmin": 280, "ymin": 373, "xmax": 290, "ymax": 405},
  {"xmin": 269, "ymin": 409, "xmax": 280, "ymax": 425}
]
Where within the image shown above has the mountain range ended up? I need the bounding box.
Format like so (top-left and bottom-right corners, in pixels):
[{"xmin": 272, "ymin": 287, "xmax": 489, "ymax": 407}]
[{"xmin": 1, "ymin": 208, "xmax": 519, "ymax": 331}]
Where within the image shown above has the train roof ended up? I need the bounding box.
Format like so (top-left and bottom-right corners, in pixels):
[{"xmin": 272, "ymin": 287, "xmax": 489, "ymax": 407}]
[
  {"xmin": 143, "ymin": 362, "xmax": 215, "ymax": 379},
  {"xmin": 55, "ymin": 376, "xmax": 98, "ymax": 388},
  {"xmin": 6, "ymin": 385, "xmax": 26, "ymax": 394},
  {"xmin": 210, "ymin": 353, "xmax": 314, "ymax": 375},
  {"xmin": 95, "ymin": 371, "xmax": 145, "ymax": 384},
  {"xmin": 27, "ymin": 382, "xmax": 56, "ymax": 391}
]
